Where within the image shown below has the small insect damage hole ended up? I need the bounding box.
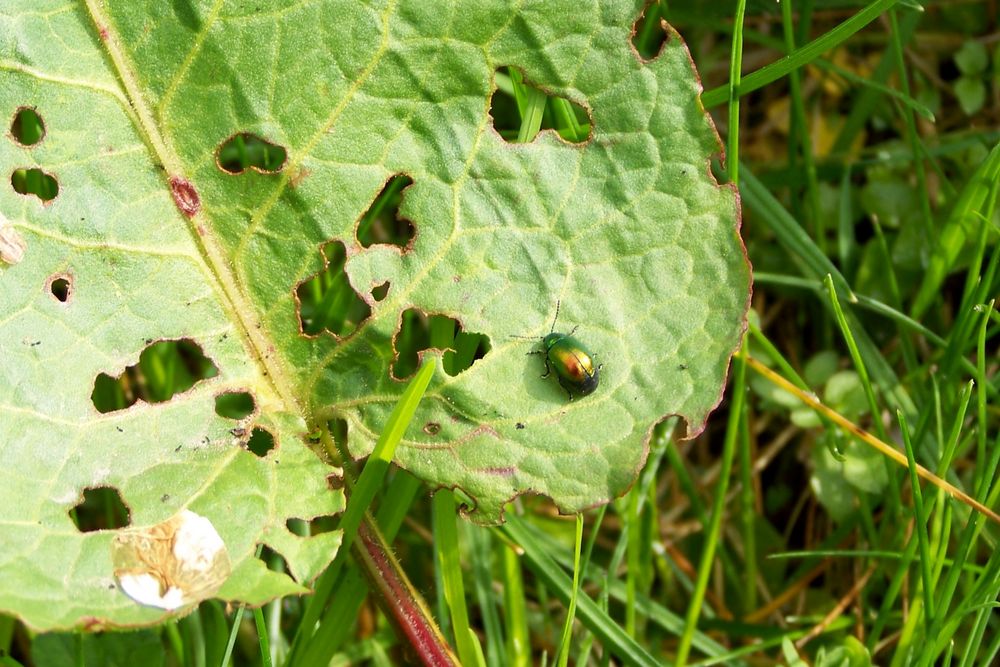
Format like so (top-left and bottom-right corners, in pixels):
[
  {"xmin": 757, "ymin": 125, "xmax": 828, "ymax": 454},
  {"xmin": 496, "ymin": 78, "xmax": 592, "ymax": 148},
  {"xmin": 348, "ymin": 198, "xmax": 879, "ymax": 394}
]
[
  {"xmin": 490, "ymin": 67, "xmax": 591, "ymax": 144},
  {"xmin": 11, "ymin": 168, "xmax": 58, "ymax": 202},
  {"xmin": 423, "ymin": 422, "xmax": 441, "ymax": 436},
  {"xmin": 356, "ymin": 175, "xmax": 415, "ymax": 249},
  {"xmin": 91, "ymin": 339, "xmax": 219, "ymax": 413},
  {"xmin": 632, "ymin": 1, "xmax": 668, "ymax": 61},
  {"xmin": 48, "ymin": 274, "xmax": 71, "ymax": 302},
  {"xmin": 258, "ymin": 545, "xmax": 290, "ymax": 575},
  {"xmin": 297, "ymin": 240, "xmax": 371, "ymax": 337},
  {"xmin": 10, "ymin": 107, "xmax": 45, "ymax": 146},
  {"xmin": 392, "ymin": 309, "xmax": 491, "ymax": 380},
  {"xmin": 69, "ymin": 486, "xmax": 131, "ymax": 532},
  {"xmin": 217, "ymin": 133, "xmax": 287, "ymax": 175},
  {"xmin": 214, "ymin": 391, "xmax": 256, "ymax": 419},
  {"xmin": 286, "ymin": 515, "xmax": 338, "ymax": 536},
  {"xmin": 247, "ymin": 427, "xmax": 275, "ymax": 457},
  {"xmin": 371, "ymin": 281, "xmax": 390, "ymax": 302}
]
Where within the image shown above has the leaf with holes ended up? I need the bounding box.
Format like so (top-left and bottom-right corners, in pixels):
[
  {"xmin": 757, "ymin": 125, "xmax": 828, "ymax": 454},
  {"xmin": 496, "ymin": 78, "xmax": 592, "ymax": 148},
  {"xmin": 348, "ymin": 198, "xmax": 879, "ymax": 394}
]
[{"xmin": 0, "ymin": 0, "xmax": 749, "ymax": 629}]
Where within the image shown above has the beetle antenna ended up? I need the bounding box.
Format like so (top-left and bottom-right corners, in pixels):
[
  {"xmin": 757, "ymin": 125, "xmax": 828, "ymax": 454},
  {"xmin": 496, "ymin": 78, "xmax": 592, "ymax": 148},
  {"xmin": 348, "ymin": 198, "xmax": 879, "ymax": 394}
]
[
  {"xmin": 509, "ymin": 334, "xmax": 540, "ymax": 340},
  {"xmin": 549, "ymin": 300, "xmax": 561, "ymax": 334}
]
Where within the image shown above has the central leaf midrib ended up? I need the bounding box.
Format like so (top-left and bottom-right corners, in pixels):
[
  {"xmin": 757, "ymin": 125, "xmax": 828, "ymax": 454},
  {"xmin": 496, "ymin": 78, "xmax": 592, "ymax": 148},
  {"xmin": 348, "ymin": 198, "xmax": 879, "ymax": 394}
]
[{"xmin": 81, "ymin": 0, "xmax": 301, "ymax": 415}]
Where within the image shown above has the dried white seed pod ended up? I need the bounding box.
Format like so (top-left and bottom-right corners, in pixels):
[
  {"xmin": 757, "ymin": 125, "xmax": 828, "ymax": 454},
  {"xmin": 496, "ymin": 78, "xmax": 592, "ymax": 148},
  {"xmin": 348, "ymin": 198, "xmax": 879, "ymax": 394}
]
[
  {"xmin": 112, "ymin": 509, "xmax": 231, "ymax": 611},
  {"xmin": 0, "ymin": 214, "xmax": 26, "ymax": 265}
]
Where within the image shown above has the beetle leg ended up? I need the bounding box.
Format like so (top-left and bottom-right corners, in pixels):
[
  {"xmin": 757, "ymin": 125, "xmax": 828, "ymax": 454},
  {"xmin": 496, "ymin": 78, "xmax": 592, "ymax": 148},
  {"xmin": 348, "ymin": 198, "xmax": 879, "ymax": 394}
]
[
  {"xmin": 541, "ymin": 357, "xmax": 551, "ymax": 379},
  {"xmin": 569, "ymin": 325, "xmax": 579, "ymax": 336}
]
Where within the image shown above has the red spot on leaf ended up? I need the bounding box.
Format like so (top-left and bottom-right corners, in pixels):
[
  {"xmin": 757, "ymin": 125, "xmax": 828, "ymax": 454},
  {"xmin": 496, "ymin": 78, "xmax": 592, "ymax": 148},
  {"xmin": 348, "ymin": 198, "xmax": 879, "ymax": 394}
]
[{"xmin": 170, "ymin": 177, "xmax": 200, "ymax": 218}]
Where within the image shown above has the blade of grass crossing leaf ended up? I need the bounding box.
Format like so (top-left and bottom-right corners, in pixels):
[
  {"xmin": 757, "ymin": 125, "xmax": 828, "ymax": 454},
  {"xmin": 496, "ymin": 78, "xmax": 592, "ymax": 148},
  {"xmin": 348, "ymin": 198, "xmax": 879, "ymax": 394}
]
[
  {"xmin": 432, "ymin": 490, "xmax": 486, "ymax": 667},
  {"xmin": 898, "ymin": 411, "xmax": 935, "ymax": 629},
  {"xmin": 554, "ymin": 514, "xmax": 584, "ymax": 667},
  {"xmin": 301, "ymin": 471, "xmax": 424, "ymax": 664},
  {"xmin": 701, "ymin": 0, "xmax": 903, "ymax": 109},
  {"xmin": 290, "ymin": 360, "xmax": 436, "ymax": 663},
  {"xmin": 676, "ymin": 345, "xmax": 745, "ymax": 665}
]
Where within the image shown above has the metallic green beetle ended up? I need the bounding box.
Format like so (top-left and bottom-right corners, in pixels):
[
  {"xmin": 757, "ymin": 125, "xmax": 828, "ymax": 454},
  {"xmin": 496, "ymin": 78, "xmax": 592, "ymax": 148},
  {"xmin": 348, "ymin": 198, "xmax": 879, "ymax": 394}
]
[{"xmin": 524, "ymin": 302, "xmax": 601, "ymax": 399}]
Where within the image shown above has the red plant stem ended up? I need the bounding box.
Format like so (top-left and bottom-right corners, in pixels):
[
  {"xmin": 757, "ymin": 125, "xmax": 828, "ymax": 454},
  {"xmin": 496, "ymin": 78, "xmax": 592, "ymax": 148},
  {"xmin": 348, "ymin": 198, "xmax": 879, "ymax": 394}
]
[{"xmin": 355, "ymin": 516, "xmax": 459, "ymax": 666}]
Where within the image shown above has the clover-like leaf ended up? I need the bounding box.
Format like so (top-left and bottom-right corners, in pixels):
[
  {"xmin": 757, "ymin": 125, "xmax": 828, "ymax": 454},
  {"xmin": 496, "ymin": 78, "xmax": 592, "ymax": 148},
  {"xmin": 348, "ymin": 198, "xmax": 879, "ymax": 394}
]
[{"xmin": 0, "ymin": 0, "xmax": 749, "ymax": 629}]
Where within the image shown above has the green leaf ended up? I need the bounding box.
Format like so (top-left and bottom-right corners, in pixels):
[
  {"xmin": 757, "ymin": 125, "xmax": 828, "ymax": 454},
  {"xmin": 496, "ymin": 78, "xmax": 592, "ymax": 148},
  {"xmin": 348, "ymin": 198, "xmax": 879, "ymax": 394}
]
[
  {"xmin": 0, "ymin": 0, "xmax": 747, "ymax": 628},
  {"xmin": 954, "ymin": 76, "xmax": 986, "ymax": 116},
  {"xmin": 32, "ymin": 630, "xmax": 164, "ymax": 667},
  {"xmin": 954, "ymin": 40, "xmax": 988, "ymax": 76}
]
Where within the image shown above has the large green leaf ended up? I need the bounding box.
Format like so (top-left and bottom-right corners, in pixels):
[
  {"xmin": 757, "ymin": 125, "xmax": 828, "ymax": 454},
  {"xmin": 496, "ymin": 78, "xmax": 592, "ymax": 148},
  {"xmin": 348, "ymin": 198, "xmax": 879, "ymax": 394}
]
[{"xmin": 0, "ymin": 0, "xmax": 748, "ymax": 629}]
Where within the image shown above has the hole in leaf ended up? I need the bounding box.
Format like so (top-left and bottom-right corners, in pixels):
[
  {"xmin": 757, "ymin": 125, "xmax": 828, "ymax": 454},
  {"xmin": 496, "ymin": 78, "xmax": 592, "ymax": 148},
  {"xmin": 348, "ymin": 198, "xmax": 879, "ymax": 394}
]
[
  {"xmin": 69, "ymin": 486, "xmax": 131, "ymax": 532},
  {"xmin": 490, "ymin": 67, "xmax": 591, "ymax": 144},
  {"xmin": 214, "ymin": 391, "xmax": 256, "ymax": 419},
  {"xmin": 216, "ymin": 133, "xmax": 287, "ymax": 174},
  {"xmin": 247, "ymin": 427, "xmax": 275, "ymax": 457},
  {"xmin": 286, "ymin": 515, "xmax": 338, "ymax": 536},
  {"xmin": 11, "ymin": 168, "xmax": 58, "ymax": 202},
  {"xmin": 258, "ymin": 545, "xmax": 289, "ymax": 574},
  {"xmin": 424, "ymin": 422, "xmax": 441, "ymax": 436},
  {"xmin": 392, "ymin": 309, "xmax": 491, "ymax": 380},
  {"xmin": 632, "ymin": 1, "xmax": 668, "ymax": 61},
  {"xmin": 91, "ymin": 339, "xmax": 219, "ymax": 413},
  {"xmin": 356, "ymin": 175, "xmax": 415, "ymax": 249},
  {"xmin": 371, "ymin": 281, "xmax": 390, "ymax": 302},
  {"xmin": 297, "ymin": 240, "xmax": 371, "ymax": 337},
  {"xmin": 10, "ymin": 107, "xmax": 45, "ymax": 146},
  {"xmin": 48, "ymin": 275, "xmax": 71, "ymax": 302}
]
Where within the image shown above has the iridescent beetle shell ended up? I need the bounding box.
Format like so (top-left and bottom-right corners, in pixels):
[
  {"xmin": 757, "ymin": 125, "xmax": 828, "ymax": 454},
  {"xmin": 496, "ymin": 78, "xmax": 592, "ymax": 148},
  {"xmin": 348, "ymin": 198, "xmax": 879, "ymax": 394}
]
[{"xmin": 542, "ymin": 332, "xmax": 599, "ymax": 398}]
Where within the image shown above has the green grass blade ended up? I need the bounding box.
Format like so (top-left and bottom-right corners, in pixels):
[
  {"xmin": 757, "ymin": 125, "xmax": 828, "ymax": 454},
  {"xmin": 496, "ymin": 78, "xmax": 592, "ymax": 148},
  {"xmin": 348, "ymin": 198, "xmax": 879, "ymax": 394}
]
[
  {"xmin": 289, "ymin": 359, "xmax": 437, "ymax": 663},
  {"xmin": 433, "ymin": 490, "xmax": 486, "ymax": 667},
  {"xmin": 701, "ymin": 0, "xmax": 903, "ymax": 109},
  {"xmin": 554, "ymin": 514, "xmax": 584, "ymax": 667},
  {"xmin": 502, "ymin": 539, "xmax": 531, "ymax": 667},
  {"xmin": 500, "ymin": 517, "xmax": 662, "ymax": 667},
  {"xmin": 676, "ymin": 346, "xmax": 746, "ymax": 665},
  {"xmin": 898, "ymin": 410, "xmax": 935, "ymax": 628},
  {"xmin": 911, "ymin": 141, "xmax": 1000, "ymax": 318}
]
